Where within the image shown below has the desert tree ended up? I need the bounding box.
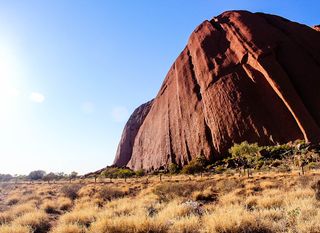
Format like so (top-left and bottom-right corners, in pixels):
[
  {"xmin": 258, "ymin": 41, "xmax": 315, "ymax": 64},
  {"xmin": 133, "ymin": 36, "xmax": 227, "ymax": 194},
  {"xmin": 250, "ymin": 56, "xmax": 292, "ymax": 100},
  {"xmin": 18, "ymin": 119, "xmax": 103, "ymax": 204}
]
[
  {"xmin": 116, "ymin": 169, "xmax": 135, "ymax": 182},
  {"xmin": 101, "ymin": 167, "xmax": 119, "ymax": 182},
  {"xmin": 93, "ymin": 174, "xmax": 99, "ymax": 183},
  {"xmin": 69, "ymin": 171, "xmax": 78, "ymax": 183},
  {"xmin": 0, "ymin": 174, "xmax": 13, "ymax": 182},
  {"xmin": 228, "ymin": 141, "xmax": 260, "ymax": 177},
  {"xmin": 295, "ymin": 152, "xmax": 315, "ymax": 175},
  {"xmin": 28, "ymin": 170, "xmax": 46, "ymax": 181},
  {"xmin": 43, "ymin": 172, "xmax": 58, "ymax": 184},
  {"xmin": 182, "ymin": 155, "xmax": 208, "ymax": 175},
  {"xmin": 56, "ymin": 172, "xmax": 67, "ymax": 180}
]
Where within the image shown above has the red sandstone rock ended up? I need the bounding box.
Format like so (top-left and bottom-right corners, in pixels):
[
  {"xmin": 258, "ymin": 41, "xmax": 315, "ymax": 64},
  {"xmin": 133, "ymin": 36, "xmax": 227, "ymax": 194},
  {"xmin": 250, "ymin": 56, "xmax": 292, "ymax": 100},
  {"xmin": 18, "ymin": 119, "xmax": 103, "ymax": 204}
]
[
  {"xmin": 113, "ymin": 100, "xmax": 153, "ymax": 167},
  {"xmin": 313, "ymin": 25, "xmax": 320, "ymax": 31},
  {"xmin": 114, "ymin": 11, "xmax": 320, "ymax": 171}
]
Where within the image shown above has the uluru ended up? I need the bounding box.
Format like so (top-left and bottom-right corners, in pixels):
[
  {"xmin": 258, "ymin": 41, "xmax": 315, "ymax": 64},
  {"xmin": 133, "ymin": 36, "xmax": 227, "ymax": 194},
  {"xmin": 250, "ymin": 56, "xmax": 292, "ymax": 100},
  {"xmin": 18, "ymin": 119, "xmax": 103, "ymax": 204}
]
[
  {"xmin": 114, "ymin": 10, "xmax": 320, "ymax": 171},
  {"xmin": 314, "ymin": 25, "xmax": 320, "ymax": 31}
]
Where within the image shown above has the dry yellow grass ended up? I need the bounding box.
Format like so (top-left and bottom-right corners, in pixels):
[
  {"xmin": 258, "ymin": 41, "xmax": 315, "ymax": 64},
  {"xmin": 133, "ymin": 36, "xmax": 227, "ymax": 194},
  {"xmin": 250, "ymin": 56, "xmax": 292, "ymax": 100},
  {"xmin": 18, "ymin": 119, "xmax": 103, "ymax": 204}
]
[
  {"xmin": 88, "ymin": 214, "xmax": 169, "ymax": 233},
  {"xmin": 57, "ymin": 197, "xmax": 73, "ymax": 211},
  {"xmin": 51, "ymin": 224, "xmax": 85, "ymax": 233},
  {"xmin": 59, "ymin": 207, "xmax": 97, "ymax": 227},
  {"xmin": 1, "ymin": 171, "xmax": 320, "ymax": 233},
  {"xmin": 12, "ymin": 211, "xmax": 50, "ymax": 232},
  {"xmin": 168, "ymin": 215, "xmax": 200, "ymax": 233},
  {"xmin": 5, "ymin": 201, "xmax": 37, "ymax": 219},
  {"xmin": 0, "ymin": 212, "xmax": 13, "ymax": 225},
  {"xmin": 41, "ymin": 199, "xmax": 59, "ymax": 213},
  {"xmin": 0, "ymin": 224, "xmax": 31, "ymax": 233},
  {"xmin": 41, "ymin": 197, "xmax": 73, "ymax": 213},
  {"xmin": 202, "ymin": 204, "xmax": 271, "ymax": 233}
]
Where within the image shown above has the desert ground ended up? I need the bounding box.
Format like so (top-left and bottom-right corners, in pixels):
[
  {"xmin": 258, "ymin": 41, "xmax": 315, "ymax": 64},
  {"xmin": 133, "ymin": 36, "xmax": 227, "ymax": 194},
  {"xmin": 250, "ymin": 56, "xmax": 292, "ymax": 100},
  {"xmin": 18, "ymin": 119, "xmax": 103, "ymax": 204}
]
[{"xmin": 1, "ymin": 170, "xmax": 320, "ymax": 233}]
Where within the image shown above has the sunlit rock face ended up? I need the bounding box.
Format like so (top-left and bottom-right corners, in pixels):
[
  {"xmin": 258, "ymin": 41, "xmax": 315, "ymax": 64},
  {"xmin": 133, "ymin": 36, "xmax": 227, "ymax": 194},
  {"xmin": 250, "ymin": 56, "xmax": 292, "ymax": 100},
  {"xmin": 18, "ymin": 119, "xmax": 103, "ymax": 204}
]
[
  {"xmin": 313, "ymin": 25, "xmax": 320, "ymax": 32},
  {"xmin": 114, "ymin": 11, "xmax": 320, "ymax": 171}
]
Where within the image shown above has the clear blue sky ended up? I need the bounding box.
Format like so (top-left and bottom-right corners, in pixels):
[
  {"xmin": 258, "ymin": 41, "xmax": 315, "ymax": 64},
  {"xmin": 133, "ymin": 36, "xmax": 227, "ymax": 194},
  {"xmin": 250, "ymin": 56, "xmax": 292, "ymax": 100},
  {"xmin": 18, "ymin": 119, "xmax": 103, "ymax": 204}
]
[{"xmin": 0, "ymin": 0, "xmax": 319, "ymax": 175}]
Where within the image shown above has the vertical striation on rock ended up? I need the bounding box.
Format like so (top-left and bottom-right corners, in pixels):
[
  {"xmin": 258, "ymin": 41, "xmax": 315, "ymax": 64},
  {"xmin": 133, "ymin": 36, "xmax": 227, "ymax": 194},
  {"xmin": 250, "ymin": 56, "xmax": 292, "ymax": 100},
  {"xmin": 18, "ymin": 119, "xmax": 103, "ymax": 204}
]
[{"xmin": 113, "ymin": 11, "xmax": 320, "ymax": 171}]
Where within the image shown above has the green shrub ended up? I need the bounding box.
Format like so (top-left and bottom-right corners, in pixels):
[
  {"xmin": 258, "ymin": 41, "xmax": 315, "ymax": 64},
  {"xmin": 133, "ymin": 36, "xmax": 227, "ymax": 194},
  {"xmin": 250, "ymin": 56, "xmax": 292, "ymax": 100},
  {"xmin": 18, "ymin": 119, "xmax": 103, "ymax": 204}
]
[
  {"xmin": 221, "ymin": 157, "xmax": 237, "ymax": 168},
  {"xmin": 254, "ymin": 160, "xmax": 265, "ymax": 170},
  {"xmin": 101, "ymin": 167, "xmax": 135, "ymax": 180},
  {"xmin": 101, "ymin": 167, "xmax": 120, "ymax": 179},
  {"xmin": 214, "ymin": 165, "xmax": 226, "ymax": 174},
  {"xmin": 262, "ymin": 144, "xmax": 292, "ymax": 159},
  {"xmin": 135, "ymin": 169, "xmax": 145, "ymax": 177},
  {"xmin": 228, "ymin": 141, "xmax": 260, "ymax": 176},
  {"xmin": 168, "ymin": 163, "xmax": 180, "ymax": 174},
  {"xmin": 182, "ymin": 155, "xmax": 207, "ymax": 175},
  {"xmin": 116, "ymin": 169, "xmax": 135, "ymax": 179}
]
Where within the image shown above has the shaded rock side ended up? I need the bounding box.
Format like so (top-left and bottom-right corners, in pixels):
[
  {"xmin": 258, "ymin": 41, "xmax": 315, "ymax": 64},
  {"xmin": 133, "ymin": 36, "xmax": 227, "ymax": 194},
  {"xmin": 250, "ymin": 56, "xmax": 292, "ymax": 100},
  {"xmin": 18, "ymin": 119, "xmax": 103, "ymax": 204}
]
[
  {"xmin": 113, "ymin": 100, "xmax": 153, "ymax": 167},
  {"xmin": 115, "ymin": 11, "xmax": 320, "ymax": 170}
]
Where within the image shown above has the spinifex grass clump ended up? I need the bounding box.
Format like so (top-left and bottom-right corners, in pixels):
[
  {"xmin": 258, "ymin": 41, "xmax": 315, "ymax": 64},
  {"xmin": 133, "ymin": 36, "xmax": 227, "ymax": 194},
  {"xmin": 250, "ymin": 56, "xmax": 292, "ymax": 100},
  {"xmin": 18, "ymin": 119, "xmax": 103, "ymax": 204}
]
[{"xmin": 1, "ymin": 171, "xmax": 320, "ymax": 232}]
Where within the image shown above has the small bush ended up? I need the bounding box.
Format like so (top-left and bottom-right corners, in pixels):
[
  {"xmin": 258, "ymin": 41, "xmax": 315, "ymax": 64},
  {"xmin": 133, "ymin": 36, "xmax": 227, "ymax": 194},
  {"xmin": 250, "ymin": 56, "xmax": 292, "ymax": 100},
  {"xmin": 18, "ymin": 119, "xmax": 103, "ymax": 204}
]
[
  {"xmin": 193, "ymin": 188, "xmax": 218, "ymax": 203},
  {"xmin": 41, "ymin": 200, "xmax": 59, "ymax": 214},
  {"xmin": 182, "ymin": 155, "xmax": 207, "ymax": 175},
  {"xmin": 98, "ymin": 187, "xmax": 127, "ymax": 201},
  {"xmin": 101, "ymin": 167, "xmax": 135, "ymax": 180},
  {"xmin": 277, "ymin": 164, "xmax": 291, "ymax": 173},
  {"xmin": 135, "ymin": 169, "xmax": 145, "ymax": 177},
  {"xmin": 58, "ymin": 197, "xmax": 73, "ymax": 211},
  {"xmin": 214, "ymin": 165, "xmax": 226, "ymax": 174},
  {"xmin": 153, "ymin": 183, "xmax": 195, "ymax": 202},
  {"xmin": 262, "ymin": 144, "xmax": 293, "ymax": 159},
  {"xmin": 13, "ymin": 211, "xmax": 50, "ymax": 233},
  {"xmin": 7, "ymin": 198, "xmax": 19, "ymax": 206},
  {"xmin": 271, "ymin": 160, "xmax": 282, "ymax": 167},
  {"xmin": 61, "ymin": 185, "xmax": 82, "ymax": 200},
  {"xmin": 254, "ymin": 160, "xmax": 265, "ymax": 170},
  {"xmin": 116, "ymin": 169, "xmax": 135, "ymax": 180},
  {"xmin": 307, "ymin": 162, "xmax": 320, "ymax": 170},
  {"xmin": 168, "ymin": 163, "xmax": 180, "ymax": 174}
]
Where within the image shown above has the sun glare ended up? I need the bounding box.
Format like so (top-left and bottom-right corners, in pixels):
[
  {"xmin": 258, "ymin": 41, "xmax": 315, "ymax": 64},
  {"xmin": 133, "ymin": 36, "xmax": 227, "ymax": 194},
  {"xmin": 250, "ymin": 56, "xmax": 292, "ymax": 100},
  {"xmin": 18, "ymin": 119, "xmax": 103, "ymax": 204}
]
[{"xmin": 0, "ymin": 45, "xmax": 22, "ymax": 126}]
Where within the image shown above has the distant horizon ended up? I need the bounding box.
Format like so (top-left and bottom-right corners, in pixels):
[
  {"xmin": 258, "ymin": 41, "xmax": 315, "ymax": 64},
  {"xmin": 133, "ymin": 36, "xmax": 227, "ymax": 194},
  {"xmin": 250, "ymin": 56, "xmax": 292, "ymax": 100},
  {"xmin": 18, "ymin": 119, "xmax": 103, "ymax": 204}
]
[{"xmin": 0, "ymin": 0, "xmax": 319, "ymax": 175}]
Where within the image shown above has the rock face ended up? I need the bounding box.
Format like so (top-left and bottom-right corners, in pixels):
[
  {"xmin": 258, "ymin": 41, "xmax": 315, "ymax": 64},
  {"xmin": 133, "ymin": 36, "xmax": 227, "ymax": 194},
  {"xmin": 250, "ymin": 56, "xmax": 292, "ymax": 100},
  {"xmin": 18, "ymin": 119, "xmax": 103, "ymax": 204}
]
[
  {"xmin": 114, "ymin": 11, "xmax": 320, "ymax": 170},
  {"xmin": 113, "ymin": 100, "xmax": 154, "ymax": 167},
  {"xmin": 314, "ymin": 25, "xmax": 320, "ymax": 32}
]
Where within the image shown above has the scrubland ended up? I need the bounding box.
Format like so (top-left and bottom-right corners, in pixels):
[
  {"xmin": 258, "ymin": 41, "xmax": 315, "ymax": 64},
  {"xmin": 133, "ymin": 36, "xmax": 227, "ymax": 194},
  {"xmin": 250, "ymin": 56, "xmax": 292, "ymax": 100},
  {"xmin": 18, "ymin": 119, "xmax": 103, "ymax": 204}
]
[{"xmin": 1, "ymin": 171, "xmax": 320, "ymax": 233}]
